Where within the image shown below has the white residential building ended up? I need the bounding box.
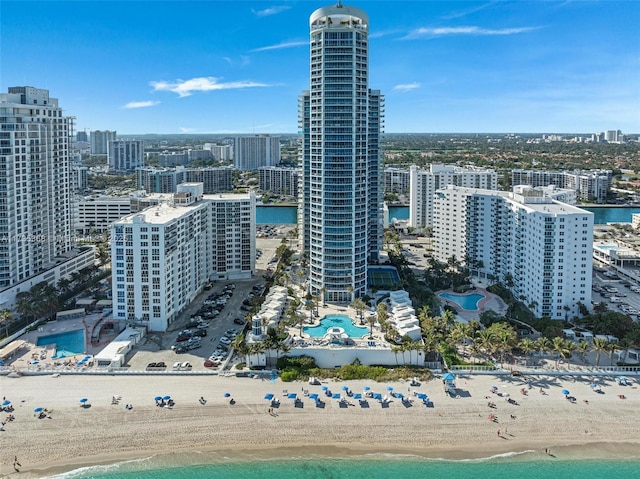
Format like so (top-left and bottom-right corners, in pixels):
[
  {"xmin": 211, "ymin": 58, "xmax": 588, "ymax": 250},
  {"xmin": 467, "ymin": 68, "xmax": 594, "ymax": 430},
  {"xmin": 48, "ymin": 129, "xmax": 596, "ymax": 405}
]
[
  {"xmin": 433, "ymin": 186, "xmax": 593, "ymax": 319},
  {"xmin": 234, "ymin": 135, "xmax": 280, "ymax": 171},
  {"xmin": 136, "ymin": 166, "xmax": 233, "ymax": 194},
  {"xmin": 511, "ymin": 169, "xmax": 612, "ymax": 203},
  {"xmin": 258, "ymin": 166, "xmax": 300, "ymax": 196},
  {"xmin": 384, "ymin": 167, "xmax": 411, "ymax": 194},
  {"xmin": 75, "ymin": 196, "xmax": 132, "ymax": 235},
  {"xmin": 111, "ymin": 183, "xmax": 255, "ymax": 331},
  {"xmin": 409, "ymin": 164, "xmax": 498, "ymax": 228},
  {"xmin": 90, "ymin": 130, "xmax": 116, "ymax": 155},
  {"xmin": 108, "ymin": 139, "xmax": 144, "ymax": 172},
  {"xmin": 0, "ymin": 86, "xmax": 96, "ymax": 308},
  {"xmin": 204, "ymin": 143, "xmax": 233, "ymax": 161}
]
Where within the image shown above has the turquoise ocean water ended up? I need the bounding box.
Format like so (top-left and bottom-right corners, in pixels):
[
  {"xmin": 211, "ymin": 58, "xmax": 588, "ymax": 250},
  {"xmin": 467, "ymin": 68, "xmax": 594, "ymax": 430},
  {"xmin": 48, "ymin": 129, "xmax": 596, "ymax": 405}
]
[{"xmin": 51, "ymin": 454, "xmax": 640, "ymax": 479}]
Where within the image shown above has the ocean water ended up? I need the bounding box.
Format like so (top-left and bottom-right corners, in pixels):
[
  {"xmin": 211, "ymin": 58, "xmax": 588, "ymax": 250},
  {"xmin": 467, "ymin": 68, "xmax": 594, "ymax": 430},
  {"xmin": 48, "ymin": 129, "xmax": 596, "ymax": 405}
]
[{"xmin": 51, "ymin": 454, "xmax": 640, "ymax": 479}]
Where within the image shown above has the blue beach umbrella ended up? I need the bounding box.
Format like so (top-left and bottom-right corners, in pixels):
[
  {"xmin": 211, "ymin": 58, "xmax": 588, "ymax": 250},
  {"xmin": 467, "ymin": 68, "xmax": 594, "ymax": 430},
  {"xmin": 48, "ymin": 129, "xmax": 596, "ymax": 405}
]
[
  {"xmin": 363, "ymin": 386, "xmax": 371, "ymax": 391},
  {"xmin": 352, "ymin": 393, "xmax": 362, "ymax": 400},
  {"xmin": 287, "ymin": 393, "xmax": 297, "ymax": 400},
  {"xmin": 386, "ymin": 386, "xmax": 394, "ymax": 391},
  {"xmin": 163, "ymin": 395, "xmax": 171, "ymax": 401},
  {"xmin": 417, "ymin": 393, "xmax": 427, "ymax": 400},
  {"xmin": 154, "ymin": 396, "xmax": 162, "ymax": 401},
  {"xmin": 224, "ymin": 392, "xmax": 231, "ymax": 398},
  {"xmin": 373, "ymin": 393, "xmax": 382, "ymax": 400},
  {"xmin": 309, "ymin": 393, "xmax": 319, "ymax": 399},
  {"xmin": 264, "ymin": 393, "xmax": 274, "ymax": 400},
  {"xmin": 79, "ymin": 398, "xmax": 88, "ymax": 403},
  {"xmin": 34, "ymin": 407, "xmax": 44, "ymax": 413},
  {"xmin": 332, "ymin": 393, "xmax": 341, "ymax": 400},
  {"xmin": 321, "ymin": 386, "xmax": 329, "ymax": 391},
  {"xmin": 561, "ymin": 389, "xmax": 570, "ymax": 396},
  {"xmin": 1, "ymin": 400, "xmax": 11, "ymax": 407},
  {"xmin": 396, "ymin": 393, "xmax": 404, "ymax": 399},
  {"xmin": 342, "ymin": 385, "xmax": 350, "ymax": 391}
]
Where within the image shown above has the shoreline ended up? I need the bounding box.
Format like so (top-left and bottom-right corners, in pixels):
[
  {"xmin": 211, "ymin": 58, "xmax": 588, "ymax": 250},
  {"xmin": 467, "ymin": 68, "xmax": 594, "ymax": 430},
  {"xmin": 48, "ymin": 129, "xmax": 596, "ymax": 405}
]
[
  {"xmin": 26, "ymin": 441, "xmax": 640, "ymax": 478},
  {"xmin": 2, "ymin": 373, "xmax": 639, "ymax": 477}
]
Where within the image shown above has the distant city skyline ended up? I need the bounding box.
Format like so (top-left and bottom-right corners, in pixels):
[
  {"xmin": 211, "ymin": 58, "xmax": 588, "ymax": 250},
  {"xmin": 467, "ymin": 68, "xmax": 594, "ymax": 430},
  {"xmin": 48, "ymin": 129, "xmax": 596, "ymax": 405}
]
[{"xmin": 2, "ymin": 1, "xmax": 638, "ymax": 134}]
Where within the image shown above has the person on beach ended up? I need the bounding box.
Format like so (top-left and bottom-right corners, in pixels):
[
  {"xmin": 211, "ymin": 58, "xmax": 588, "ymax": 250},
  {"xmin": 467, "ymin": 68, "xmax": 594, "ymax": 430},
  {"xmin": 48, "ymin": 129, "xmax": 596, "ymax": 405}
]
[{"xmin": 497, "ymin": 429, "xmax": 500, "ymax": 436}]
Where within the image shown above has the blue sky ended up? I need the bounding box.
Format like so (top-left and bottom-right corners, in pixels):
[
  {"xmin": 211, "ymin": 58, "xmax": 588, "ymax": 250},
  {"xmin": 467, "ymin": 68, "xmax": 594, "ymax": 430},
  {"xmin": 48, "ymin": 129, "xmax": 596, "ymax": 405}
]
[{"xmin": 2, "ymin": 1, "xmax": 638, "ymax": 134}]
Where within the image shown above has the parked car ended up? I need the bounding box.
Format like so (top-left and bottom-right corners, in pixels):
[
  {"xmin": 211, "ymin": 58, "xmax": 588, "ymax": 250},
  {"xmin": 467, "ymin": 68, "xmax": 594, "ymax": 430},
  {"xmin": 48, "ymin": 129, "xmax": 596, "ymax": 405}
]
[
  {"xmin": 219, "ymin": 336, "xmax": 232, "ymax": 345},
  {"xmin": 146, "ymin": 362, "xmax": 157, "ymax": 370},
  {"xmin": 233, "ymin": 318, "xmax": 245, "ymax": 325},
  {"xmin": 180, "ymin": 362, "xmax": 192, "ymax": 370},
  {"xmin": 192, "ymin": 329, "xmax": 207, "ymax": 337},
  {"xmin": 155, "ymin": 362, "xmax": 166, "ymax": 369},
  {"xmin": 174, "ymin": 346, "xmax": 188, "ymax": 354}
]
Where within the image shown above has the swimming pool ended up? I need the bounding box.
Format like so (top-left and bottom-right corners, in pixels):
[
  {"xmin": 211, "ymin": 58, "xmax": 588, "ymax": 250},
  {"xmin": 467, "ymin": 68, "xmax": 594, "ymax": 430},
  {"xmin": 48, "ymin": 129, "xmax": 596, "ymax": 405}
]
[
  {"xmin": 439, "ymin": 293, "xmax": 486, "ymax": 311},
  {"xmin": 303, "ymin": 315, "xmax": 369, "ymax": 338},
  {"xmin": 36, "ymin": 329, "xmax": 85, "ymax": 357}
]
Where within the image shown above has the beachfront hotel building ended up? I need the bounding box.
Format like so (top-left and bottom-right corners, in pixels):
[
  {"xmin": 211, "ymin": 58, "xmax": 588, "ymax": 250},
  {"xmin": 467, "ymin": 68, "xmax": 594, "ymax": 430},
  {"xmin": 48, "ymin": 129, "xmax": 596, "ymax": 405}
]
[
  {"xmin": 0, "ymin": 86, "xmax": 96, "ymax": 308},
  {"xmin": 383, "ymin": 167, "xmax": 411, "ymax": 194},
  {"xmin": 233, "ymin": 135, "xmax": 280, "ymax": 171},
  {"xmin": 409, "ymin": 164, "xmax": 498, "ymax": 229},
  {"xmin": 110, "ymin": 183, "xmax": 255, "ymax": 331},
  {"xmin": 298, "ymin": 2, "xmax": 384, "ymax": 303},
  {"xmin": 511, "ymin": 169, "xmax": 612, "ymax": 203},
  {"xmin": 433, "ymin": 186, "xmax": 593, "ymax": 319}
]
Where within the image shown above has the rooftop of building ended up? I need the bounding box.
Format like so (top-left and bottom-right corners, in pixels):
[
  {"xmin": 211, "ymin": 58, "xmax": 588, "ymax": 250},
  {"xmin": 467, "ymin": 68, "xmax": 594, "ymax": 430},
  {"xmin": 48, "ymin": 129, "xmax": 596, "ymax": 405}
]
[{"xmin": 439, "ymin": 185, "xmax": 592, "ymax": 216}]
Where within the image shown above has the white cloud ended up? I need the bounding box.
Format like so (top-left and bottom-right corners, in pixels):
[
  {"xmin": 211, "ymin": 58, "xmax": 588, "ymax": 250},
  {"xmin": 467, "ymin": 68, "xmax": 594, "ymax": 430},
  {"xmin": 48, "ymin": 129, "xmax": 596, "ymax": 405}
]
[
  {"xmin": 123, "ymin": 100, "xmax": 160, "ymax": 109},
  {"xmin": 251, "ymin": 40, "xmax": 307, "ymax": 52},
  {"xmin": 392, "ymin": 82, "xmax": 421, "ymax": 93},
  {"xmin": 404, "ymin": 26, "xmax": 539, "ymax": 39},
  {"xmin": 150, "ymin": 77, "xmax": 270, "ymax": 97},
  {"xmin": 253, "ymin": 5, "xmax": 291, "ymax": 17}
]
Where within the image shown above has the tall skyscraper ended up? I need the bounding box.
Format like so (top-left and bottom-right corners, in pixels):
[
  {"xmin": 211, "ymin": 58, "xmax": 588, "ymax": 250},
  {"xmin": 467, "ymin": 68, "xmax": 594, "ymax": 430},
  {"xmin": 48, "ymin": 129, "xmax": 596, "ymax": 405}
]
[
  {"xmin": 0, "ymin": 87, "xmax": 75, "ymax": 289},
  {"xmin": 299, "ymin": 3, "xmax": 384, "ymax": 303}
]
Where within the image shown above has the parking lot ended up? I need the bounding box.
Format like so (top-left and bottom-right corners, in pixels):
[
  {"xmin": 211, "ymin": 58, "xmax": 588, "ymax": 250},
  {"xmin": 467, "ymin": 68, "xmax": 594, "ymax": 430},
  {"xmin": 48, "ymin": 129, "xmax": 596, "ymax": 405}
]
[
  {"xmin": 591, "ymin": 268, "xmax": 640, "ymax": 321},
  {"xmin": 125, "ymin": 234, "xmax": 291, "ymax": 372}
]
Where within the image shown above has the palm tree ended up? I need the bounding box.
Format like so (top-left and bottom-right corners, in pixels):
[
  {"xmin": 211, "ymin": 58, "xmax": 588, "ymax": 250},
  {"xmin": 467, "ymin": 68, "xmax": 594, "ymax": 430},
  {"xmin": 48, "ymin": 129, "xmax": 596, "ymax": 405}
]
[
  {"xmin": 592, "ymin": 337, "xmax": 609, "ymax": 367},
  {"xmin": 475, "ymin": 329, "xmax": 496, "ymax": 362},
  {"xmin": 366, "ymin": 314, "xmax": 376, "ymax": 340},
  {"xmin": 518, "ymin": 338, "xmax": 536, "ymax": 367},
  {"xmin": 0, "ymin": 309, "xmax": 14, "ymax": 338},
  {"xmin": 350, "ymin": 298, "xmax": 367, "ymax": 325},
  {"xmin": 551, "ymin": 337, "xmax": 570, "ymax": 369},
  {"xmin": 576, "ymin": 340, "xmax": 590, "ymax": 365}
]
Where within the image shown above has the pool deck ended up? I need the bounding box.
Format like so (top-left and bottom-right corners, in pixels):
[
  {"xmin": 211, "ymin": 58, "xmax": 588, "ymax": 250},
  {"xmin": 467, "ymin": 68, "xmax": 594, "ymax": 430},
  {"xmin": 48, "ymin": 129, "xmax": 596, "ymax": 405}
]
[
  {"xmin": 437, "ymin": 286, "xmax": 507, "ymax": 323},
  {"xmin": 3, "ymin": 314, "xmax": 110, "ymax": 371}
]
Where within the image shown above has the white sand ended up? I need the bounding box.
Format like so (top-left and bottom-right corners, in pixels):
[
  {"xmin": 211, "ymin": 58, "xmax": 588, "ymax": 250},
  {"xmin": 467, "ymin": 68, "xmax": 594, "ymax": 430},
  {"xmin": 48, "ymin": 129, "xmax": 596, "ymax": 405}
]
[{"xmin": 1, "ymin": 372, "xmax": 639, "ymax": 477}]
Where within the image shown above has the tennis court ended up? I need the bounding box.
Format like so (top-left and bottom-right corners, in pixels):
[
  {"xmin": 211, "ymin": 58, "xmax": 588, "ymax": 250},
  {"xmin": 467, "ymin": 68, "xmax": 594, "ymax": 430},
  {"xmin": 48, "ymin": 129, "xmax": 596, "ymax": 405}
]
[{"xmin": 368, "ymin": 266, "xmax": 401, "ymax": 288}]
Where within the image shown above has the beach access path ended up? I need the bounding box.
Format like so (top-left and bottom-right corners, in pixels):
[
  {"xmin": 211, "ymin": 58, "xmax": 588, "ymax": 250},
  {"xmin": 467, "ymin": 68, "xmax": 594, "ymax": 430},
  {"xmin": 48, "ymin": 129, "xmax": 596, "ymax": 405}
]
[{"xmin": 1, "ymin": 372, "xmax": 639, "ymax": 477}]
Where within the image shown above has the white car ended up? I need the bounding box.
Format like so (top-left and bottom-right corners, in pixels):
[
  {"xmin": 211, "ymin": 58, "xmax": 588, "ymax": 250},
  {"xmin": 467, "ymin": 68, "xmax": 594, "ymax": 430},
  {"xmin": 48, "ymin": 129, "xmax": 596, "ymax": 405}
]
[
  {"xmin": 219, "ymin": 337, "xmax": 232, "ymax": 345},
  {"xmin": 172, "ymin": 362, "xmax": 181, "ymax": 370}
]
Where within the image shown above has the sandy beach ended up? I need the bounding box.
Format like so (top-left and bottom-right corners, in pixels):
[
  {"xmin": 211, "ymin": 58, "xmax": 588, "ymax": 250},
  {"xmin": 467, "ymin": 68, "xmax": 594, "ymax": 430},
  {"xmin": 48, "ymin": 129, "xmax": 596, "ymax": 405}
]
[{"xmin": 1, "ymin": 372, "xmax": 639, "ymax": 477}]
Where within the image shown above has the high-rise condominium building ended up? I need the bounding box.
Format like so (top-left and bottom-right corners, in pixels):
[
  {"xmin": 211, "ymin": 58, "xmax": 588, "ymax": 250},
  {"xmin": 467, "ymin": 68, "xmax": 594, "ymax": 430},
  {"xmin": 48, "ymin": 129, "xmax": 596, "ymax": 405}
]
[
  {"xmin": 433, "ymin": 186, "xmax": 593, "ymax": 319},
  {"xmin": 409, "ymin": 164, "xmax": 498, "ymax": 229},
  {"xmin": 90, "ymin": 130, "xmax": 116, "ymax": 155},
  {"xmin": 111, "ymin": 183, "xmax": 255, "ymax": 331},
  {"xmin": 233, "ymin": 135, "xmax": 280, "ymax": 170},
  {"xmin": 108, "ymin": 139, "xmax": 144, "ymax": 172},
  {"xmin": 258, "ymin": 166, "xmax": 300, "ymax": 197},
  {"xmin": 511, "ymin": 169, "xmax": 612, "ymax": 203},
  {"xmin": 298, "ymin": 3, "xmax": 384, "ymax": 302},
  {"xmin": 0, "ymin": 86, "xmax": 95, "ymax": 307}
]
